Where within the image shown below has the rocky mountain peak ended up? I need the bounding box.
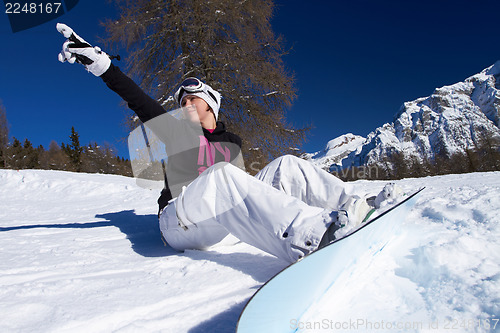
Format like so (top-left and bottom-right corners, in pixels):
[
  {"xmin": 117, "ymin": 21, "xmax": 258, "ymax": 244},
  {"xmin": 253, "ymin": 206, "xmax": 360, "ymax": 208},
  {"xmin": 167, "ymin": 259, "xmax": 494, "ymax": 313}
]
[{"xmin": 307, "ymin": 61, "xmax": 500, "ymax": 177}]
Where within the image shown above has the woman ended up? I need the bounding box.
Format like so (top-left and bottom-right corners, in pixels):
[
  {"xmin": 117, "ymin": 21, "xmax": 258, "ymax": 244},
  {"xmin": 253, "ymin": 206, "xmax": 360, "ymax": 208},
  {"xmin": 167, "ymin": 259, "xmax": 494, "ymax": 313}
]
[{"xmin": 57, "ymin": 23, "xmax": 397, "ymax": 263}]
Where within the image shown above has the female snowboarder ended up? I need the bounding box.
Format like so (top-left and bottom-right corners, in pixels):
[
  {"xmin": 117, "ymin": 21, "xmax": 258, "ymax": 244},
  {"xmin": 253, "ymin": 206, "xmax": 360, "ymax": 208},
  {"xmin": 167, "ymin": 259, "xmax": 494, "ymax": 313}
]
[{"xmin": 56, "ymin": 23, "xmax": 398, "ymax": 263}]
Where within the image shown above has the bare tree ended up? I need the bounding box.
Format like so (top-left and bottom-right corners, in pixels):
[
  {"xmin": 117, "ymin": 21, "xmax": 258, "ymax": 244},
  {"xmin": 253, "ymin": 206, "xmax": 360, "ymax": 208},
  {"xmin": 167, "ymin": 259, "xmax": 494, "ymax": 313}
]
[
  {"xmin": 103, "ymin": 0, "xmax": 309, "ymax": 172},
  {"xmin": 39, "ymin": 140, "xmax": 71, "ymax": 170}
]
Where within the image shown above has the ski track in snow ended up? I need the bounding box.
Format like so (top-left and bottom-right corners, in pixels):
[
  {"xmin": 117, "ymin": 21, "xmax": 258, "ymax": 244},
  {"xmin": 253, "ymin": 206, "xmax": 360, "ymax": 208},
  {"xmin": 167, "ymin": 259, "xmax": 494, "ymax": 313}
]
[{"xmin": 0, "ymin": 169, "xmax": 499, "ymax": 332}]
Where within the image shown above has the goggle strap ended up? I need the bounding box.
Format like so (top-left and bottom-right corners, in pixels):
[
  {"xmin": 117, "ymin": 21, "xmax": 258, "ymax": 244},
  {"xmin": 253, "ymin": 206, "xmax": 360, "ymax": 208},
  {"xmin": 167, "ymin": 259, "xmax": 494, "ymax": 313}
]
[{"xmin": 206, "ymin": 90, "xmax": 217, "ymax": 104}]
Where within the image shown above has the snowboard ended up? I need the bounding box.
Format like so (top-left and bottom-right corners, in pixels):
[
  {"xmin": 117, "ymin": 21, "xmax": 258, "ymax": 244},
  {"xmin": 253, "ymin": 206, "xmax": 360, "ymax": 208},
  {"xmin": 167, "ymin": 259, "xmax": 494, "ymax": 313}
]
[{"xmin": 236, "ymin": 188, "xmax": 424, "ymax": 333}]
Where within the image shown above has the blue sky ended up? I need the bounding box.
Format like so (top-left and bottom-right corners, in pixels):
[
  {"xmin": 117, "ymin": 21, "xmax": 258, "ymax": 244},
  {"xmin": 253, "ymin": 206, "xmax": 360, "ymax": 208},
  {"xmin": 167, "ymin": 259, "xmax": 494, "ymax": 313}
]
[{"xmin": 1, "ymin": 0, "xmax": 500, "ymax": 159}]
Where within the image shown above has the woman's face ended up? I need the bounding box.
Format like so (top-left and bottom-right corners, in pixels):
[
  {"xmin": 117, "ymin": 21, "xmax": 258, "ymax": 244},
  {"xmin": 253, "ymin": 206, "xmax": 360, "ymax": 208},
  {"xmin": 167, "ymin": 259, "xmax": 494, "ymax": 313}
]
[{"xmin": 181, "ymin": 95, "xmax": 213, "ymax": 126}]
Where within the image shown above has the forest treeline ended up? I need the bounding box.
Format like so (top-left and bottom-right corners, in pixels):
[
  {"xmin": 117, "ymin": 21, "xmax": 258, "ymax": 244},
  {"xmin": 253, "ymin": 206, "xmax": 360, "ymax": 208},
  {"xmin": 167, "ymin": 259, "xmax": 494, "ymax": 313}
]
[
  {"xmin": 0, "ymin": 125, "xmax": 131, "ymax": 177},
  {"xmin": 331, "ymin": 135, "xmax": 500, "ymax": 181}
]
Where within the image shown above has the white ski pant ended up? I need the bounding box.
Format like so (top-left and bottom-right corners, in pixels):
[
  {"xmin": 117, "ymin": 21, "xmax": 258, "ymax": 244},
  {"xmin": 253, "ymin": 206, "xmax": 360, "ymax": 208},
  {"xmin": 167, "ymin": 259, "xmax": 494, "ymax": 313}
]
[{"xmin": 159, "ymin": 155, "xmax": 355, "ymax": 263}]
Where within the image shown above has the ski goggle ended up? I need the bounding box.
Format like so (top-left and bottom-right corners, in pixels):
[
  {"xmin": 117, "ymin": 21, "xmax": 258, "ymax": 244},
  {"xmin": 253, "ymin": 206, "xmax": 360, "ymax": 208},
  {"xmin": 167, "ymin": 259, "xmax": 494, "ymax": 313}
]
[
  {"xmin": 179, "ymin": 77, "xmax": 203, "ymax": 91},
  {"xmin": 174, "ymin": 77, "xmax": 218, "ymax": 106},
  {"xmin": 174, "ymin": 78, "xmax": 205, "ymax": 104}
]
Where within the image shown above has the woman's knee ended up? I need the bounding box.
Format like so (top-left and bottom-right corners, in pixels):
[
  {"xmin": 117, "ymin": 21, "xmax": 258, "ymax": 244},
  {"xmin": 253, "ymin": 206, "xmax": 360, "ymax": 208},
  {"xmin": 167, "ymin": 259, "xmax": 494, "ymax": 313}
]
[{"xmin": 159, "ymin": 201, "xmax": 229, "ymax": 251}]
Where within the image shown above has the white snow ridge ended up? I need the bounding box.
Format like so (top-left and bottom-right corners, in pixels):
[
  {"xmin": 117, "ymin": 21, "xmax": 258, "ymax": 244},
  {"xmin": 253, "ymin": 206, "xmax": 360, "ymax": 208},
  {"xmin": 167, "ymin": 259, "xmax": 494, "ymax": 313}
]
[{"xmin": 1, "ymin": 169, "xmax": 499, "ymax": 332}]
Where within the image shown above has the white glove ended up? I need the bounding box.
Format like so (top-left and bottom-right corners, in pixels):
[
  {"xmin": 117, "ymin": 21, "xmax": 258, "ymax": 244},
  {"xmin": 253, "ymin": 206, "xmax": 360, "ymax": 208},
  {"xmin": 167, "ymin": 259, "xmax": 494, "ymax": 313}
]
[{"xmin": 56, "ymin": 23, "xmax": 111, "ymax": 76}]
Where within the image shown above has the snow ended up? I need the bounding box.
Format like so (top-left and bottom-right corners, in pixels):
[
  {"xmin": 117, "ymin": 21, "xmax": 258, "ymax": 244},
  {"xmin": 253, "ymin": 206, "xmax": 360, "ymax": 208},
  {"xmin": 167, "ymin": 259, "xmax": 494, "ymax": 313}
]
[
  {"xmin": 1, "ymin": 169, "xmax": 499, "ymax": 332},
  {"xmin": 305, "ymin": 174, "xmax": 500, "ymax": 332}
]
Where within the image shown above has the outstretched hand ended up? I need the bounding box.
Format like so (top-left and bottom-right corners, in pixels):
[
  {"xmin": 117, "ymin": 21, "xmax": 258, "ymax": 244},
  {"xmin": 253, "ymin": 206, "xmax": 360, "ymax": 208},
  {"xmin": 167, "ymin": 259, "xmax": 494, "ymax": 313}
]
[{"xmin": 56, "ymin": 23, "xmax": 111, "ymax": 76}]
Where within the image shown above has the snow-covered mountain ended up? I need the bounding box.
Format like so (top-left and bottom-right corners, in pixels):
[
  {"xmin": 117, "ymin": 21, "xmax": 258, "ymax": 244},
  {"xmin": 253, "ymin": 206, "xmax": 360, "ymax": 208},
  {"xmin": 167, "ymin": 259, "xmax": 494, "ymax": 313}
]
[
  {"xmin": 302, "ymin": 133, "xmax": 365, "ymax": 169},
  {"xmin": 1, "ymin": 169, "xmax": 499, "ymax": 332},
  {"xmin": 307, "ymin": 60, "xmax": 500, "ymax": 173}
]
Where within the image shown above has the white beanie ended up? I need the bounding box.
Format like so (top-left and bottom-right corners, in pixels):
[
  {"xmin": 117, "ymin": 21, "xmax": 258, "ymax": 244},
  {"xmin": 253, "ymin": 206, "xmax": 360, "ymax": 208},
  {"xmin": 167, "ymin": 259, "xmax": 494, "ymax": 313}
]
[{"xmin": 179, "ymin": 84, "xmax": 221, "ymax": 120}]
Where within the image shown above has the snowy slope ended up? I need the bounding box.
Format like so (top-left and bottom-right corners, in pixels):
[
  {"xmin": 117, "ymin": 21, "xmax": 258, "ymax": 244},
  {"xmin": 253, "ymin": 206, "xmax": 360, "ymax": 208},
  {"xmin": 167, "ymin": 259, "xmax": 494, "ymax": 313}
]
[
  {"xmin": 307, "ymin": 61, "xmax": 500, "ymax": 171},
  {"xmin": 1, "ymin": 169, "xmax": 499, "ymax": 332}
]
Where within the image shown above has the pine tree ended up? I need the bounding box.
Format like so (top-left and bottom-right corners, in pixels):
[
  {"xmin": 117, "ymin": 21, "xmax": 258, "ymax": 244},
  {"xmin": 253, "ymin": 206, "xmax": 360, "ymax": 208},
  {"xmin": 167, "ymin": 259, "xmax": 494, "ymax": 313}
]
[
  {"xmin": 22, "ymin": 138, "xmax": 39, "ymax": 169},
  {"xmin": 63, "ymin": 127, "xmax": 83, "ymax": 172},
  {"xmin": 7, "ymin": 138, "xmax": 22, "ymax": 169},
  {"xmin": 103, "ymin": 0, "xmax": 309, "ymax": 172}
]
